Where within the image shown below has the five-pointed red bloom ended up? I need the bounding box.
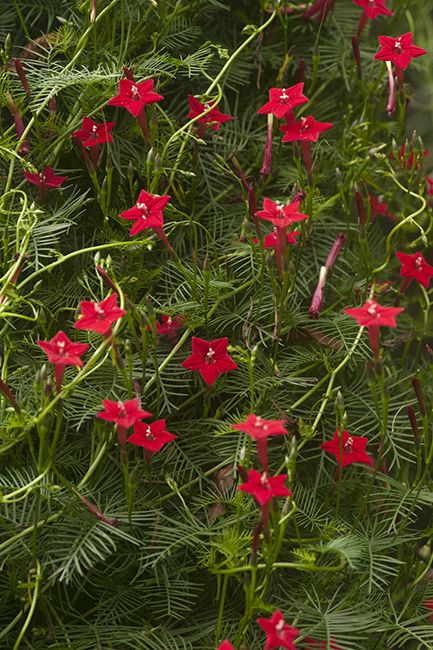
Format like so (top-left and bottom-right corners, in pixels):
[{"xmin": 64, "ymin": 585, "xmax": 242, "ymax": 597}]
[
  {"xmin": 257, "ymin": 84, "xmax": 309, "ymax": 119},
  {"xmin": 74, "ymin": 293, "xmax": 126, "ymax": 335},
  {"xmin": 280, "ymin": 116, "xmax": 333, "ymax": 142},
  {"xmin": 23, "ymin": 166, "xmax": 68, "ymax": 188},
  {"xmin": 426, "ymin": 177, "xmax": 433, "ymax": 196},
  {"xmin": 216, "ymin": 643, "xmax": 235, "ymax": 650},
  {"xmin": 321, "ymin": 429, "xmax": 372, "ymax": 467},
  {"xmin": 345, "ymin": 299, "xmax": 404, "ymax": 327},
  {"xmin": 238, "ymin": 469, "xmax": 291, "ymax": 505},
  {"xmin": 257, "ymin": 610, "xmax": 299, "ymax": 650},
  {"xmin": 127, "ymin": 419, "xmax": 176, "ymax": 452},
  {"xmin": 182, "ymin": 337, "xmax": 237, "ymax": 386},
  {"xmin": 374, "ymin": 33, "xmax": 426, "ymax": 70},
  {"xmin": 353, "ymin": 0, "xmax": 392, "ymax": 19},
  {"xmin": 187, "ymin": 96, "xmax": 233, "ymax": 131},
  {"xmin": 232, "ymin": 414, "xmax": 288, "ymax": 440},
  {"xmin": 396, "ymin": 251, "xmax": 433, "ymax": 289},
  {"xmin": 120, "ymin": 190, "xmax": 170, "ymax": 237},
  {"xmin": 108, "ymin": 79, "xmax": 164, "ymax": 117},
  {"xmin": 97, "ymin": 399, "xmax": 152, "ymax": 429},
  {"xmin": 255, "ymin": 198, "xmax": 308, "ymax": 229},
  {"xmin": 263, "ymin": 230, "xmax": 300, "ymax": 249},
  {"xmin": 153, "ymin": 315, "xmax": 184, "ymax": 336},
  {"xmin": 369, "ymin": 193, "xmax": 394, "ymax": 220},
  {"xmin": 72, "ymin": 117, "xmax": 114, "ymax": 147},
  {"xmin": 37, "ymin": 330, "xmax": 89, "ymax": 366}
]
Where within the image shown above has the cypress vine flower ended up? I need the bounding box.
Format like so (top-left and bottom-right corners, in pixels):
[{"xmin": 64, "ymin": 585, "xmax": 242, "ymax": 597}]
[
  {"xmin": 257, "ymin": 84, "xmax": 309, "ymax": 119},
  {"xmin": 353, "ymin": 0, "xmax": 393, "ymax": 19},
  {"xmin": 72, "ymin": 117, "xmax": 114, "ymax": 147},
  {"xmin": 127, "ymin": 419, "xmax": 176, "ymax": 453},
  {"xmin": 354, "ymin": 0, "xmax": 393, "ymax": 37},
  {"xmin": 182, "ymin": 337, "xmax": 237, "ymax": 386},
  {"xmin": 120, "ymin": 190, "xmax": 171, "ymax": 237},
  {"xmin": 149, "ymin": 315, "xmax": 184, "ymax": 338},
  {"xmin": 255, "ymin": 198, "xmax": 308, "ymax": 229},
  {"xmin": 97, "ymin": 399, "xmax": 152, "ymax": 429},
  {"xmin": 345, "ymin": 299, "xmax": 404, "ymax": 328},
  {"xmin": 369, "ymin": 193, "xmax": 394, "ymax": 220},
  {"xmin": 374, "ymin": 33, "xmax": 426, "ymax": 70},
  {"xmin": 37, "ymin": 331, "xmax": 89, "ymax": 392},
  {"xmin": 321, "ymin": 429, "xmax": 372, "ymax": 467},
  {"xmin": 216, "ymin": 643, "xmax": 235, "ymax": 650},
  {"xmin": 23, "ymin": 166, "xmax": 68, "ymax": 189},
  {"xmin": 396, "ymin": 251, "xmax": 433, "ymax": 289},
  {"xmin": 238, "ymin": 469, "xmax": 291, "ymax": 531},
  {"xmin": 232, "ymin": 414, "xmax": 288, "ymax": 472},
  {"xmin": 263, "ymin": 230, "xmax": 300, "ymax": 248},
  {"xmin": 187, "ymin": 96, "xmax": 233, "ymax": 131},
  {"xmin": 257, "ymin": 610, "xmax": 299, "ymax": 650},
  {"xmin": 280, "ymin": 116, "xmax": 333, "ymax": 175},
  {"xmin": 98, "ymin": 399, "xmax": 152, "ymax": 456},
  {"xmin": 238, "ymin": 469, "xmax": 291, "ymax": 506},
  {"xmin": 280, "ymin": 116, "xmax": 333, "ymax": 142},
  {"xmin": 345, "ymin": 299, "xmax": 404, "ymax": 361},
  {"xmin": 108, "ymin": 79, "xmax": 164, "ymax": 117},
  {"xmin": 74, "ymin": 293, "xmax": 125, "ymax": 336}
]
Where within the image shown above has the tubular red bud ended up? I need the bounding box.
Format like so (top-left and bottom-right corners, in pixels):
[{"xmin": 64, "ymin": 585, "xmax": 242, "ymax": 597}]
[
  {"xmin": 352, "ymin": 36, "xmax": 362, "ymax": 79},
  {"xmin": 385, "ymin": 61, "xmax": 396, "ymax": 115},
  {"xmin": 260, "ymin": 114, "xmax": 273, "ymax": 176},
  {"xmin": 407, "ymin": 405, "xmax": 419, "ymax": 448},
  {"xmin": 13, "ymin": 59, "xmax": 31, "ymax": 95},
  {"xmin": 411, "ymin": 376, "xmax": 426, "ymax": 416}
]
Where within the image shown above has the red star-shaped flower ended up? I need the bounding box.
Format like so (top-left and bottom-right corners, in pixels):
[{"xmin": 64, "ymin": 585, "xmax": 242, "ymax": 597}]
[
  {"xmin": 72, "ymin": 117, "xmax": 114, "ymax": 147},
  {"xmin": 153, "ymin": 315, "xmax": 184, "ymax": 336},
  {"xmin": 396, "ymin": 251, "xmax": 433, "ymax": 289},
  {"xmin": 74, "ymin": 293, "xmax": 126, "ymax": 335},
  {"xmin": 369, "ymin": 193, "xmax": 394, "ymax": 220},
  {"xmin": 257, "ymin": 610, "xmax": 299, "ymax": 650},
  {"xmin": 37, "ymin": 330, "xmax": 89, "ymax": 366},
  {"xmin": 426, "ymin": 177, "xmax": 433, "ymax": 196},
  {"xmin": 127, "ymin": 419, "xmax": 176, "ymax": 452},
  {"xmin": 259, "ymin": 230, "xmax": 300, "ymax": 249},
  {"xmin": 232, "ymin": 414, "xmax": 288, "ymax": 440},
  {"xmin": 257, "ymin": 84, "xmax": 309, "ymax": 119},
  {"xmin": 353, "ymin": 0, "xmax": 393, "ymax": 19},
  {"xmin": 255, "ymin": 198, "xmax": 308, "ymax": 229},
  {"xmin": 344, "ymin": 299, "xmax": 404, "ymax": 327},
  {"xmin": 280, "ymin": 115, "xmax": 333, "ymax": 142},
  {"xmin": 187, "ymin": 96, "xmax": 233, "ymax": 131},
  {"xmin": 97, "ymin": 399, "xmax": 152, "ymax": 429},
  {"xmin": 23, "ymin": 166, "xmax": 68, "ymax": 189},
  {"xmin": 238, "ymin": 469, "xmax": 291, "ymax": 506},
  {"xmin": 182, "ymin": 337, "xmax": 237, "ymax": 386},
  {"xmin": 108, "ymin": 78, "xmax": 163, "ymax": 117},
  {"xmin": 374, "ymin": 32, "xmax": 426, "ymax": 70},
  {"xmin": 120, "ymin": 190, "xmax": 170, "ymax": 237},
  {"xmin": 321, "ymin": 429, "xmax": 372, "ymax": 467},
  {"xmin": 216, "ymin": 643, "xmax": 235, "ymax": 650}
]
